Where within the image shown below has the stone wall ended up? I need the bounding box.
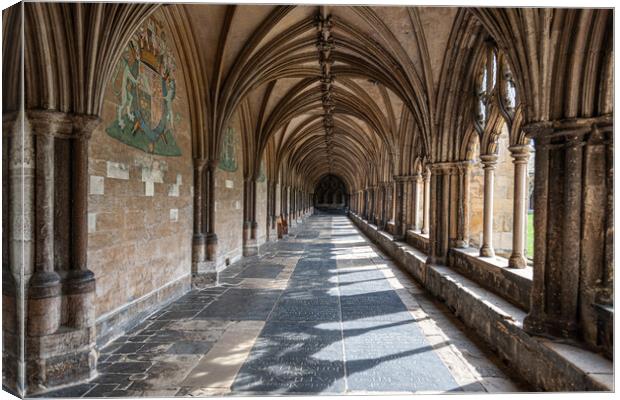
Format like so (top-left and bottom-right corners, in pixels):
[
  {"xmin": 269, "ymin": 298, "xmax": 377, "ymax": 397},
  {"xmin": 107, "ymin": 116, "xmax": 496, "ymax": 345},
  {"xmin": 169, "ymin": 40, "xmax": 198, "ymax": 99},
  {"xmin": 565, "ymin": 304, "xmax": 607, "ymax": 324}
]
[
  {"xmin": 88, "ymin": 10, "xmax": 193, "ymax": 343},
  {"xmin": 256, "ymin": 175, "xmax": 268, "ymax": 245},
  {"xmin": 214, "ymin": 113, "xmax": 244, "ymax": 268}
]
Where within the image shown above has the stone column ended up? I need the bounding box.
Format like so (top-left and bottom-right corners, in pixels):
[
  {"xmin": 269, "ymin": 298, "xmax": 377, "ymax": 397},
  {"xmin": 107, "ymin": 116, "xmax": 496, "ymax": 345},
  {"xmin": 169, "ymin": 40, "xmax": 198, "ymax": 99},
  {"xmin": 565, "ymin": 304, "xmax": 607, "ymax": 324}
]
[
  {"xmin": 192, "ymin": 162, "xmax": 207, "ymax": 271},
  {"xmin": 4, "ymin": 112, "xmax": 29, "ymax": 393},
  {"xmin": 267, "ymin": 180, "xmax": 277, "ymax": 241},
  {"xmin": 242, "ymin": 178, "xmax": 258, "ymax": 256},
  {"xmin": 508, "ymin": 145, "xmax": 532, "ymax": 268},
  {"xmin": 387, "ymin": 182, "xmax": 394, "ymax": 226},
  {"xmin": 362, "ymin": 189, "xmax": 368, "ymax": 219},
  {"xmin": 205, "ymin": 160, "xmax": 218, "ymax": 261},
  {"xmin": 393, "ymin": 176, "xmax": 406, "ymax": 239},
  {"xmin": 412, "ymin": 173, "xmax": 421, "ymax": 230},
  {"xmin": 28, "ymin": 117, "xmax": 62, "ymax": 337},
  {"xmin": 427, "ymin": 166, "xmax": 445, "ymax": 264},
  {"xmin": 479, "ymin": 154, "xmax": 498, "ymax": 257},
  {"xmin": 26, "ymin": 111, "xmax": 99, "ymax": 392},
  {"xmin": 368, "ymin": 187, "xmax": 374, "ymax": 224},
  {"xmin": 422, "ymin": 169, "xmax": 430, "ymax": 234},
  {"xmin": 455, "ymin": 162, "xmax": 471, "ymax": 248},
  {"xmin": 64, "ymin": 116, "xmax": 99, "ymax": 329},
  {"xmin": 522, "ymin": 116, "xmax": 612, "ymax": 358}
]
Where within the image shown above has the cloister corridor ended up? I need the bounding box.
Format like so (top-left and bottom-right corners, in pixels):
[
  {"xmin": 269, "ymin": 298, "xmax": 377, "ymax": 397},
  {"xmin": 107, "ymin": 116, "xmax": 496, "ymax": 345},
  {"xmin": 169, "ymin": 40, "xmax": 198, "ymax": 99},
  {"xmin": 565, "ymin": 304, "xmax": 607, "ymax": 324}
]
[
  {"xmin": 40, "ymin": 214, "xmax": 522, "ymax": 397},
  {"xmin": 3, "ymin": 3, "xmax": 613, "ymax": 396}
]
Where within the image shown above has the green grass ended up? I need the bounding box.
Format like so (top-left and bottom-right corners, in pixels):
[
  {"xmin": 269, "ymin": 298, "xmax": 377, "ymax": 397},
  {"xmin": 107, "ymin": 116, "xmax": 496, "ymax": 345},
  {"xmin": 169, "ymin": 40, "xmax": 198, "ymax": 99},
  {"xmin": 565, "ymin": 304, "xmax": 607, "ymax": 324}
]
[{"xmin": 526, "ymin": 212, "xmax": 534, "ymax": 259}]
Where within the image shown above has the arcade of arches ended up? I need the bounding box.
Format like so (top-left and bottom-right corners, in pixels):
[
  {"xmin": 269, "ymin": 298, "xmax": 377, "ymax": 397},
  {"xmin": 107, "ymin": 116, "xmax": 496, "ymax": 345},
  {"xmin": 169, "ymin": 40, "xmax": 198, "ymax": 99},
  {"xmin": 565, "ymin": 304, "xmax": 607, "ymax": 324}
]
[{"xmin": 2, "ymin": 3, "xmax": 614, "ymax": 396}]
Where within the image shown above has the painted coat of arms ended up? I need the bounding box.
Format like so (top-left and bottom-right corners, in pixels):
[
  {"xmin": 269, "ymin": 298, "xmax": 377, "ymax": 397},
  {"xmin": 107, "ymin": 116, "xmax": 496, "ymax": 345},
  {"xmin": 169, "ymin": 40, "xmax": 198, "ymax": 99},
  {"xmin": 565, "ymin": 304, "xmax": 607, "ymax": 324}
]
[{"xmin": 107, "ymin": 16, "xmax": 182, "ymax": 156}]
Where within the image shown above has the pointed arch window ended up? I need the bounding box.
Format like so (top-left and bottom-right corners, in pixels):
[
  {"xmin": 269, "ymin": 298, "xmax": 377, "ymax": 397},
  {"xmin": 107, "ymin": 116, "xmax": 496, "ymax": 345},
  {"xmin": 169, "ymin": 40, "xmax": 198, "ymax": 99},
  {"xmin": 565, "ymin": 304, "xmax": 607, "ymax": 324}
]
[{"xmin": 469, "ymin": 39, "xmax": 532, "ymax": 269}]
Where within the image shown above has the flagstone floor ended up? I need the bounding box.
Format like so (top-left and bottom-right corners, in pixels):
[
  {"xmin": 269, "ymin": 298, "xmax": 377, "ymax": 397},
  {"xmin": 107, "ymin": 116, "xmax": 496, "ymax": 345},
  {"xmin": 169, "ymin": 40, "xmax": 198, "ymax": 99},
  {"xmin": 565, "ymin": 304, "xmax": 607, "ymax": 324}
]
[{"xmin": 41, "ymin": 214, "xmax": 525, "ymax": 397}]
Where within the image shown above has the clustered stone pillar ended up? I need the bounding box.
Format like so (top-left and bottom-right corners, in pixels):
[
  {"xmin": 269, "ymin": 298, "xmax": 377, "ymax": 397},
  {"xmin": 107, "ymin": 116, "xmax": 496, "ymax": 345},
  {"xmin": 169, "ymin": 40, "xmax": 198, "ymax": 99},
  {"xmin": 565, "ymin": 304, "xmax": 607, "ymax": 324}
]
[
  {"xmin": 3, "ymin": 112, "xmax": 27, "ymax": 392},
  {"xmin": 267, "ymin": 180, "xmax": 278, "ymax": 241},
  {"xmin": 242, "ymin": 178, "xmax": 259, "ymax": 256},
  {"xmin": 29, "ymin": 120, "xmax": 61, "ymax": 338},
  {"xmin": 362, "ymin": 189, "xmax": 368, "ymax": 219},
  {"xmin": 523, "ymin": 117, "xmax": 613, "ymax": 359},
  {"xmin": 25, "ymin": 111, "xmax": 98, "ymax": 392},
  {"xmin": 422, "ymin": 168, "xmax": 430, "ymax": 234},
  {"xmin": 205, "ymin": 160, "xmax": 218, "ymax": 262},
  {"xmin": 508, "ymin": 145, "xmax": 532, "ymax": 268},
  {"xmin": 368, "ymin": 187, "xmax": 376, "ymax": 225},
  {"xmin": 64, "ymin": 117, "xmax": 99, "ymax": 329},
  {"xmin": 393, "ymin": 176, "xmax": 407, "ymax": 239},
  {"xmin": 280, "ymin": 185, "xmax": 289, "ymax": 236},
  {"xmin": 410, "ymin": 173, "xmax": 421, "ymax": 231},
  {"xmin": 427, "ymin": 161, "xmax": 471, "ymax": 263},
  {"xmin": 479, "ymin": 154, "xmax": 498, "ymax": 257},
  {"xmin": 192, "ymin": 161, "xmax": 207, "ymax": 274},
  {"xmin": 454, "ymin": 162, "xmax": 471, "ymax": 248}
]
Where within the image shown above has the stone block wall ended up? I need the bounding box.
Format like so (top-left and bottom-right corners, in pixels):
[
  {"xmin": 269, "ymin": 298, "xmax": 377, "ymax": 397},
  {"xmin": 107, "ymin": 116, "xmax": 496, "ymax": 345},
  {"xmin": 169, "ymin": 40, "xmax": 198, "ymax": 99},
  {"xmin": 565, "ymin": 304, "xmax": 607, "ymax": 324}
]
[
  {"xmin": 256, "ymin": 176, "xmax": 268, "ymax": 246},
  {"xmin": 214, "ymin": 114, "xmax": 244, "ymax": 269},
  {"xmin": 88, "ymin": 9, "xmax": 193, "ymax": 344}
]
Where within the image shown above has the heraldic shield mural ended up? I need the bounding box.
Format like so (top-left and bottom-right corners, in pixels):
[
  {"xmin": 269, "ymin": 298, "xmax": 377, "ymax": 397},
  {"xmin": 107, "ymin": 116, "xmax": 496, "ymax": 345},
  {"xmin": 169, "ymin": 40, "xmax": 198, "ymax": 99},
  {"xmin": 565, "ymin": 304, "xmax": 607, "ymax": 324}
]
[{"xmin": 106, "ymin": 16, "xmax": 182, "ymax": 156}]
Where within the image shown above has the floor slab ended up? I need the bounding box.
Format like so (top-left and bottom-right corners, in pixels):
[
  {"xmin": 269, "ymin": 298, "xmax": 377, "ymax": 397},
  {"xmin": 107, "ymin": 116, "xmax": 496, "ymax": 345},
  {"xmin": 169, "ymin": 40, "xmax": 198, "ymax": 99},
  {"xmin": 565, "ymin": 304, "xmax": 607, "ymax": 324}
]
[{"xmin": 42, "ymin": 214, "xmax": 525, "ymax": 397}]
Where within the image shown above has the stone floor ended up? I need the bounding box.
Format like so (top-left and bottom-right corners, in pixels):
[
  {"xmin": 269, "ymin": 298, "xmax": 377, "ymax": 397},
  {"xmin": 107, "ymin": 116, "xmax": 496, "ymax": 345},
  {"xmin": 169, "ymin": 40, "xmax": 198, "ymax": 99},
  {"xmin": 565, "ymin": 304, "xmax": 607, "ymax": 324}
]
[{"xmin": 41, "ymin": 214, "xmax": 525, "ymax": 397}]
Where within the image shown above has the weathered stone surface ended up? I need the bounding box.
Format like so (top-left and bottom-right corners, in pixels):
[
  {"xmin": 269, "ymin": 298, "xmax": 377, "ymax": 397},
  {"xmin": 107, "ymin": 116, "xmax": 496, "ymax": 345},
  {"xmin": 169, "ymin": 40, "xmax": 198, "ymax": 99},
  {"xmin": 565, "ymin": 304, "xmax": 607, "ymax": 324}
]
[{"xmin": 350, "ymin": 212, "xmax": 613, "ymax": 392}]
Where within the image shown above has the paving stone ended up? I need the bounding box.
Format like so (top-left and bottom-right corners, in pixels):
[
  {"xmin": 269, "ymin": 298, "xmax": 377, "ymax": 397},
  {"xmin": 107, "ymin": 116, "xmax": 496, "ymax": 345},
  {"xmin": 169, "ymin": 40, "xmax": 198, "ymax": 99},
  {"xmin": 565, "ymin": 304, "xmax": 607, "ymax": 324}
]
[
  {"xmin": 101, "ymin": 361, "xmax": 152, "ymax": 374},
  {"xmin": 166, "ymin": 340, "xmax": 215, "ymax": 355},
  {"xmin": 114, "ymin": 343, "xmax": 147, "ymax": 354},
  {"xmin": 269, "ymin": 298, "xmax": 341, "ymax": 322},
  {"xmin": 83, "ymin": 384, "xmax": 121, "ymax": 397},
  {"xmin": 237, "ymin": 264, "xmax": 284, "ymax": 279},
  {"xmin": 195, "ymin": 289, "xmax": 282, "ymax": 320},
  {"xmin": 34, "ymin": 383, "xmax": 96, "ymax": 398},
  {"xmin": 47, "ymin": 214, "xmax": 523, "ymax": 396}
]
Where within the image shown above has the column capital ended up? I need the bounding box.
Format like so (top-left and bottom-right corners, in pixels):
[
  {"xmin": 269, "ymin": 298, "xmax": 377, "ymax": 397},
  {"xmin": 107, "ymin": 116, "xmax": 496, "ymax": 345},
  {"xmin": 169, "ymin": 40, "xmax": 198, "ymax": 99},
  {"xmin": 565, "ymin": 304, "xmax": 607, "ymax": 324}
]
[
  {"xmin": 393, "ymin": 175, "xmax": 414, "ymax": 182},
  {"xmin": 523, "ymin": 114, "xmax": 612, "ymax": 140},
  {"xmin": 509, "ymin": 144, "xmax": 532, "ymax": 164},
  {"xmin": 194, "ymin": 158, "xmax": 208, "ymax": 171},
  {"xmin": 430, "ymin": 160, "xmax": 472, "ymax": 174},
  {"xmin": 27, "ymin": 110, "xmax": 100, "ymax": 139},
  {"xmin": 479, "ymin": 154, "xmax": 498, "ymax": 168},
  {"xmin": 206, "ymin": 159, "xmax": 219, "ymax": 171},
  {"xmin": 72, "ymin": 114, "xmax": 101, "ymax": 139}
]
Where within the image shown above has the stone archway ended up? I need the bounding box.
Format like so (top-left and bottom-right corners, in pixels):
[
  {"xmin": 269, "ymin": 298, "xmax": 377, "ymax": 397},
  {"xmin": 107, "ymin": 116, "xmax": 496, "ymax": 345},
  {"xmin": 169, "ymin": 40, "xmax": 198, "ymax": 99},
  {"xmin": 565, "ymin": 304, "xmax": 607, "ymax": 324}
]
[{"xmin": 313, "ymin": 174, "xmax": 347, "ymax": 211}]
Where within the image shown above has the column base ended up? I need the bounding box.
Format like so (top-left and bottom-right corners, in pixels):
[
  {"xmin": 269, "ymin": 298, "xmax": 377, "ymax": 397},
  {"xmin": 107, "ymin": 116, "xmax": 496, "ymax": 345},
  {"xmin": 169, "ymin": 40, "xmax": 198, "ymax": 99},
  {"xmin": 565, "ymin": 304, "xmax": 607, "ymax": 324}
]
[
  {"xmin": 192, "ymin": 234, "xmax": 206, "ymax": 266},
  {"xmin": 206, "ymin": 233, "xmax": 218, "ymax": 261},
  {"xmin": 454, "ymin": 239, "xmax": 469, "ymax": 248},
  {"xmin": 28, "ymin": 272, "xmax": 62, "ymax": 336},
  {"xmin": 192, "ymin": 260, "xmax": 218, "ymax": 289},
  {"xmin": 243, "ymin": 239, "xmax": 260, "ymax": 257},
  {"xmin": 479, "ymin": 245, "xmax": 495, "ymax": 258},
  {"xmin": 508, "ymin": 253, "xmax": 528, "ymax": 268},
  {"xmin": 26, "ymin": 329, "xmax": 97, "ymax": 395},
  {"xmin": 63, "ymin": 269, "xmax": 96, "ymax": 329}
]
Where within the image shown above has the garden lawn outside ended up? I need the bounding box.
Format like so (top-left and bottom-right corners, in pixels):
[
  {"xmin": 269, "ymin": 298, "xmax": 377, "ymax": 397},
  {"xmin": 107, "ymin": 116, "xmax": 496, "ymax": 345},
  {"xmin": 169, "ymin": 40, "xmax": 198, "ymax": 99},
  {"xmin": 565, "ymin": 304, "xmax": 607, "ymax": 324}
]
[{"xmin": 526, "ymin": 212, "xmax": 534, "ymax": 260}]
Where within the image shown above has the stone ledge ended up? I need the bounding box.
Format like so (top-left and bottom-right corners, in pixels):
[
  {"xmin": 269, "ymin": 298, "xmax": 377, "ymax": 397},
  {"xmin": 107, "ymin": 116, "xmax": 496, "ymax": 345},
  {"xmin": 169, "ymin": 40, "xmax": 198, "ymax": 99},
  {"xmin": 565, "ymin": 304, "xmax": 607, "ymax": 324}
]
[
  {"xmin": 448, "ymin": 247, "xmax": 532, "ymax": 311},
  {"xmin": 406, "ymin": 229, "xmax": 430, "ymax": 254},
  {"xmin": 95, "ymin": 274, "xmax": 190, "ymax": 348},
  {"xmin": 349, "ymin": 212, "xmax": 613, "ymax": 392}
]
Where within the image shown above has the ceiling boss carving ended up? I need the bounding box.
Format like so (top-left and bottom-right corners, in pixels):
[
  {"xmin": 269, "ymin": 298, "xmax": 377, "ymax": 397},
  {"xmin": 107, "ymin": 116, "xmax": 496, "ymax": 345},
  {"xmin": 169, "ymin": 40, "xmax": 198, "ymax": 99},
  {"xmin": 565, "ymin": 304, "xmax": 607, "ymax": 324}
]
[{"xmin": 316, "ymin": 13, "xmax": 335, "ymax": 173}]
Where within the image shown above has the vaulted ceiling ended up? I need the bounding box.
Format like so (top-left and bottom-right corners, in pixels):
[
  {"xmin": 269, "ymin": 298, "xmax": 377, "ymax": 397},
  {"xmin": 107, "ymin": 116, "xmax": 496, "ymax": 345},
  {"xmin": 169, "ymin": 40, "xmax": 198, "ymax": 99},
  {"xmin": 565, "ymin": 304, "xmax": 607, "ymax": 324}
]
[
  {"xmin": 13, "ymin": 3, "xmax": 613, "ymax": 194},
  {"xmin": 174, "ymin": 4, "xmax": 459, "ymax": 191}
]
